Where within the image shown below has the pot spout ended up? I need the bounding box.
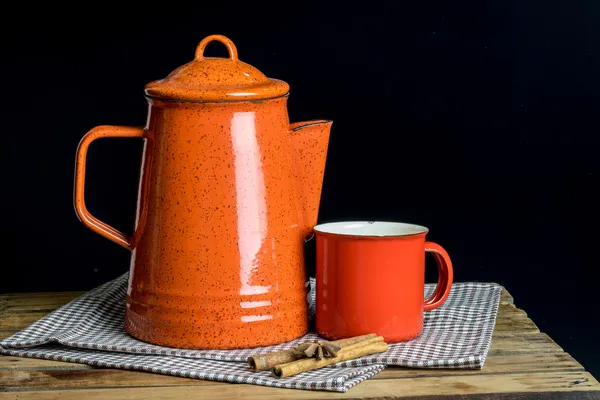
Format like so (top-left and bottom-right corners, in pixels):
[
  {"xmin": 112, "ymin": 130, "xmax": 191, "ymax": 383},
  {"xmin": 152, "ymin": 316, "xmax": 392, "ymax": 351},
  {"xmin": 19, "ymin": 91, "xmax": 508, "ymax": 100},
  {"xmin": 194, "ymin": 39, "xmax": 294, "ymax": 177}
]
[{"xmin": 289, "ymin": 120, "xmax": 332, "ymax": 240}]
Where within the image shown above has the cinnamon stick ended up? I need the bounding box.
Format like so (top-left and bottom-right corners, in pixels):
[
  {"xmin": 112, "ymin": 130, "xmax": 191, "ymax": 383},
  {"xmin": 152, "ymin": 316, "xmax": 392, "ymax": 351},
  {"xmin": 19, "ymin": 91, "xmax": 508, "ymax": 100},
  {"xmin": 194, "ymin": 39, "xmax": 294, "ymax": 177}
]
[
  {"xmin": 333, "ymin": 333, "xmax": 378, "ymax": 348},
  {"xmin": 248, "ymin": 349, "xmax": 299, "ymax": 371},
  {"xmin": 247, "ymin": 333, "xmax": 378, "ymax": 371},
  {"xmin": 272, "ymin": 336, "xmax": 388, "ymax": 378}
]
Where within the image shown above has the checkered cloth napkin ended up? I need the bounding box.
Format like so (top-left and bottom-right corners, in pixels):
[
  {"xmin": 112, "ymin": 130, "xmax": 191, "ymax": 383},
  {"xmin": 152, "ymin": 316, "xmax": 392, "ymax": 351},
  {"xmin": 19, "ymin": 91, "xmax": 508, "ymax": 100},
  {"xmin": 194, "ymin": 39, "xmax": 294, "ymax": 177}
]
[{"xmin": 0, "ymin": 273, "xmax": 501, "ymax": 392}]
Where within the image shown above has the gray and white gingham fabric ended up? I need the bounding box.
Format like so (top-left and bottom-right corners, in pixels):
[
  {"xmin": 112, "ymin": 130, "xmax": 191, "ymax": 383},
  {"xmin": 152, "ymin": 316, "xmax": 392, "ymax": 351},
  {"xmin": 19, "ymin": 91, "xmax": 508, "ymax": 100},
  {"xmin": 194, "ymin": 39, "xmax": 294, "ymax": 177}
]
[{"xmin": 0, "ymin": 273, "xmax": 502, "ymax": 392}]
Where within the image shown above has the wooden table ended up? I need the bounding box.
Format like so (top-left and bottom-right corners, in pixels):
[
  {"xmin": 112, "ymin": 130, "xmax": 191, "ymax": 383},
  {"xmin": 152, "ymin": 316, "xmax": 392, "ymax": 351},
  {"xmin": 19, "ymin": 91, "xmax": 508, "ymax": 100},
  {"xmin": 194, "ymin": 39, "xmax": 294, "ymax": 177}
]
[{"xmin": 1, "ymin": 286, "xmax": 599, "ymax": 399}]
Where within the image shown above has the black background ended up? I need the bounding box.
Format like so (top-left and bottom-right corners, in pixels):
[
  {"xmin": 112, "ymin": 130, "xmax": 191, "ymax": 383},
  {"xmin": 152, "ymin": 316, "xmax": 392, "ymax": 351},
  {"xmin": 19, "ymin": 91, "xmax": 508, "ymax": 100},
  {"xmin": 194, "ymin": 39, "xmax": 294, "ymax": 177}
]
[{"xmin": 2, "ymin": 1, "xmax": 599, "ymax": 376}]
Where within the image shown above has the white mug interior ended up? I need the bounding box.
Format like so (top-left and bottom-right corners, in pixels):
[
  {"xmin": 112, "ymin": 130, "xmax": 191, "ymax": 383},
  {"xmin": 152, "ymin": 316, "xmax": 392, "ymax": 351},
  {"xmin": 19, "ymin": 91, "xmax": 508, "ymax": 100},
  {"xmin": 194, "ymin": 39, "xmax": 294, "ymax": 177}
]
[{"xmin": 313, "ymin": 221, "xmax": 429, "ymax": 237}]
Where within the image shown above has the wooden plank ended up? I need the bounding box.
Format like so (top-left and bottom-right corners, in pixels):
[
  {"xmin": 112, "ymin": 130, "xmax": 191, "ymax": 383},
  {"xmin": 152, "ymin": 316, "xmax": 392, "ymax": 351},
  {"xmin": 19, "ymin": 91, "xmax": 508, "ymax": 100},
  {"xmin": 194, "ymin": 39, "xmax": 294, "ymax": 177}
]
[
  {"xmin": 0, "ymin": 352, "xmax": 584, "ymax": 391},
  {"xmin": 0, "ymin": 356, "xmax": 92, "ymax": 371},
  {"xmin": 0, "ymin": 369, "xmax": 211, "ymax": 390},
  {"xmin": 0, "ymin": 333, "xmax": 563, "ymax": 372},
  {"xmin": 376, "ymin": 353, "xmax": 583, "ymax": 379},
  {"xmin": 489, "ymin": 333, "xmax": 562, "ymax": 354},
  {"xmin": 0, "ymin": 292, "xmax": 84, "ymax": 300},
  {"xmin": 0, "ymin": 313, "xmax": 51, "ymax": 330},
  {"xmin": 500, "ymin": 287, "xmax": 514, "ymax": 304},
  {"xmin": 497, "ymin": 302, "xmax": 527, "ymax": 318},
  {"xmin": 0, "ymin": 298, "xmax": 80, "ymax": 310},
  {"xmin": 492, "ymin": 316, "xmax": 540, "ymax": 335},
  {"xmin": 412, "ymin": 393, "xmax": 600, "ymax": 399},
  {"xmin": 0, "ymin": 306, "xmax": 64, "ymax": 316},
  {"xmin": 0, "ymin": 293, "xmax": 81, "ymax": 332},
  {"xmin": 0, "ymin": 371, "xmax": 597, "ymax": 399},
  {"xmin": 0, "ymin": 331, "xmax": 16, "ymax": 341},
  {"xmin": 4, "ymin": 286, "xmax": 597, "ymax": 399},
  {"xmin": 0, "ymin": 294, "xmax": 81, "ymax": 316},
  {"xmin": 0, "ymin": 302, "xmax": 75, "ymax": 314}
]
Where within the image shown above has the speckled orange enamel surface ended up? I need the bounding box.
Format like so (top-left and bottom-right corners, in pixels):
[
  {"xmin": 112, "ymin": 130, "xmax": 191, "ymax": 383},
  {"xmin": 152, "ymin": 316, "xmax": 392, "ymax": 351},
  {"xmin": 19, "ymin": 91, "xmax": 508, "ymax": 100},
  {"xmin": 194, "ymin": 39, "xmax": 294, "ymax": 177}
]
[
  {"xmin": 145, "ymin": 35, "xmax": 290, "ymax": 102},
  {"xmin": 73, "ymin": 35, "xmax": 332, "ymax": 349}
]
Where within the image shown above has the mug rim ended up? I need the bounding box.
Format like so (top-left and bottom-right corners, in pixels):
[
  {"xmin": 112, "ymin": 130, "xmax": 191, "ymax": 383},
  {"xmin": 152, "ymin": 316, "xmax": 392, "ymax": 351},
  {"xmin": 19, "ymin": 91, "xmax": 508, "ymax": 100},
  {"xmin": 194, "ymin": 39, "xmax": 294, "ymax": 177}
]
[{"xmin": 313, "ymin": 221, "xmax": 429, "ymax": 238}]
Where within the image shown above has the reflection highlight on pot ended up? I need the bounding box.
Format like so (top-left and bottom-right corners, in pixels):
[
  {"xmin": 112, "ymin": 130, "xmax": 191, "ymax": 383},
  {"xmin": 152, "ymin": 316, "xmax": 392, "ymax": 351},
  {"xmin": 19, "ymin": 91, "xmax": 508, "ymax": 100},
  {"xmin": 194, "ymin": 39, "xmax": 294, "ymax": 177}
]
[
  {"xmin": 231, "ymin": 111, "xmax": 271, "ymax": 297},
  {"xmin": 241, "ymin": 315, "xmax": 274, "ymax": 322},
  {"xmin": 240, "ymin": 300, "xmax": 273, "ymax": 309}
]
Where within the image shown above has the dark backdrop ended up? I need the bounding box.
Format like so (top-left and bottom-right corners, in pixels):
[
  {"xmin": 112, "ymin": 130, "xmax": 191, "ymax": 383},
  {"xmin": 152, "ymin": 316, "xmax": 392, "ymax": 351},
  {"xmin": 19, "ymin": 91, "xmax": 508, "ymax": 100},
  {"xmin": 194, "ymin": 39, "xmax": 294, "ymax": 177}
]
[{"xmin": 2, "ymin": 1, "xmax": 599, "ymax": 376}]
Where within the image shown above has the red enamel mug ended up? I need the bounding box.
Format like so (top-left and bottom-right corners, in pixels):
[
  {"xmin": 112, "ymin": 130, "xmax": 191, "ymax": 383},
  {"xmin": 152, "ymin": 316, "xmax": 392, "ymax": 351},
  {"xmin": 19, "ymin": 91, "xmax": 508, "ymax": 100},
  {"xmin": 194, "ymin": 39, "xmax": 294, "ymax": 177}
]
[{"xmin": 313, "ymin": 221, "xmax": 453, "ymax": 343}]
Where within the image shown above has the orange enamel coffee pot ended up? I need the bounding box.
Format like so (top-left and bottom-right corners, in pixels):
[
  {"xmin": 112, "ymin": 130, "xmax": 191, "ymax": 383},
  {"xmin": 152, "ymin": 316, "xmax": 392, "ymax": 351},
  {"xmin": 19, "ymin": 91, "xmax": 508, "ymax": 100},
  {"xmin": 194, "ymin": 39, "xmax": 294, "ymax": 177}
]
[{"xmin": 73, "ymin": 35, "xmax": 332, "ymax": 349}]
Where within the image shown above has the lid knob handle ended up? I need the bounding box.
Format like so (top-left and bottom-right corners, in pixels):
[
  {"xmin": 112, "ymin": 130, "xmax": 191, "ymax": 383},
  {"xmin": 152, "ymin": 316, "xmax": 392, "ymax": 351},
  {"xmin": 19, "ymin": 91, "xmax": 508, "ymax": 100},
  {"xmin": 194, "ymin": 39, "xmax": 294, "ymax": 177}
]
[{"xmin": 195, "ymin": 35, "xmax": 238, "ymax": 61}]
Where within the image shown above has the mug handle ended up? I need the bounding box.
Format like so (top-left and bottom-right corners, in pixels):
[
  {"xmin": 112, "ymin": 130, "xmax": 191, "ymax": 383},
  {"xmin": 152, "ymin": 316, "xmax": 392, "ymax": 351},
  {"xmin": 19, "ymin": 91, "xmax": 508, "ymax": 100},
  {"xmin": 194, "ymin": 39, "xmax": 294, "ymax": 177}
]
[
  {"xmin": 74, "ymin": 125, "xmax": 145, "ymax": 250},
  {"xmin": 423, "ymin": 242, "xmax": 454, "ymax": 311}
]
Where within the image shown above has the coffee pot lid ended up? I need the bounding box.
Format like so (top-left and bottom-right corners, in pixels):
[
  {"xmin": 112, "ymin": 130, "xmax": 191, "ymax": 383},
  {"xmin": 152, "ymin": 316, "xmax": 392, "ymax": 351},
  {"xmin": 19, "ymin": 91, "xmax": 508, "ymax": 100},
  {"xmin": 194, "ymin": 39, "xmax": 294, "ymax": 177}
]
[{"xmin": 144, "ymin": 35, "xmax": 289, "ymax": 102}]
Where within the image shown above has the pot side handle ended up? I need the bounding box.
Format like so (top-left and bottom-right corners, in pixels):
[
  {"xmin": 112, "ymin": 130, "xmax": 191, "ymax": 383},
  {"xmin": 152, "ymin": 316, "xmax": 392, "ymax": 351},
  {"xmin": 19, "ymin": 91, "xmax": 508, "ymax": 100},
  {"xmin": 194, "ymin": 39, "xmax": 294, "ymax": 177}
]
[{"xmin": 73, "ymin": 125, "xmax": 145, "ymax": 250}]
